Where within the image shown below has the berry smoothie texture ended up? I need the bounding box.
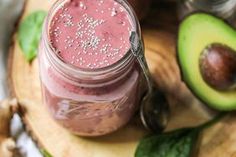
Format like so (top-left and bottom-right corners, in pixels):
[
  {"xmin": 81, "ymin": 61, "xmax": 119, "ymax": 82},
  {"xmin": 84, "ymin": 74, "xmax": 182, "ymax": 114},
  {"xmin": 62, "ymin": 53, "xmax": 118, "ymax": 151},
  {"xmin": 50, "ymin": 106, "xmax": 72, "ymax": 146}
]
[
  {"xmin": 39, "ymin": 0, "xmax": 143, "ymax": 136},
  {"xmin": 49, "ymin": 0, "xmax": 133, "ymax": 69}
]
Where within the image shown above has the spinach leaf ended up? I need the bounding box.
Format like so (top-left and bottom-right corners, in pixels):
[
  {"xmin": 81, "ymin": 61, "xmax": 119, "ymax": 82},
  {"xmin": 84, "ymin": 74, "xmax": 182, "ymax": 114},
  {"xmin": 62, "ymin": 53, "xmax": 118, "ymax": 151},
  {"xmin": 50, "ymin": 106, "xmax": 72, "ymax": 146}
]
[
  {"xmin": 135, "ymin": 128, "xmax": 199, "ymax": 157},
  {"xmin": 135, "ymin": 113, "xmax": 226, "ymax": 157},
  {"xmin": 18, "ymin": 11, "xmax": 47, "ymax": 61}
]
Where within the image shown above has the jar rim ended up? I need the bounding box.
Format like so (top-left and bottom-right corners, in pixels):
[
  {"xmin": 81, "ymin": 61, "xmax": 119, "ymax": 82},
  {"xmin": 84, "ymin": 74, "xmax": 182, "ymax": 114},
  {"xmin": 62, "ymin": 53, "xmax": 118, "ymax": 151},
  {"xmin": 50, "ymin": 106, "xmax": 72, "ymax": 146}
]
[{"xmin": 42, "ymin": 0, "xmax": 141, "ymax": 79}]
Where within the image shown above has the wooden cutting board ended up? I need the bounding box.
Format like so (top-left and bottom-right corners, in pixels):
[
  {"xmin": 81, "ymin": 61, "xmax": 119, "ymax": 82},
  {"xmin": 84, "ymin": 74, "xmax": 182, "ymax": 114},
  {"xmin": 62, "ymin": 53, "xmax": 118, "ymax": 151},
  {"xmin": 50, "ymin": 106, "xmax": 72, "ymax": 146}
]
[{"xmin": 7, "ymin": 0, "xmax": 236, "ymax": 157}]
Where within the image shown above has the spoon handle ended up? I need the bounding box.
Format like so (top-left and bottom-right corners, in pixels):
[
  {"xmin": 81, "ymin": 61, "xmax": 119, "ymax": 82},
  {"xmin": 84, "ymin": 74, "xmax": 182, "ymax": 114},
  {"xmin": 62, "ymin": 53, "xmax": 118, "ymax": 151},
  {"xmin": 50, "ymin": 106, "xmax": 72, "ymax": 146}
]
[{"xmin": 130, "ymin": 32, "xmax": 153, "ymax": 93}]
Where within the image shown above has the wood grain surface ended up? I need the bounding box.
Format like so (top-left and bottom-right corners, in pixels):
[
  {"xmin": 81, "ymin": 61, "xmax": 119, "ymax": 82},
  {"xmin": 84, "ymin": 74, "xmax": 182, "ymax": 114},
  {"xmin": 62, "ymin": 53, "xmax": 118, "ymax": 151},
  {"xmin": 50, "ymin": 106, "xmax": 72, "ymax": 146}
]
[{"xmin": 8, "ymin": 0, "xmax": 236, "ymax": 157}]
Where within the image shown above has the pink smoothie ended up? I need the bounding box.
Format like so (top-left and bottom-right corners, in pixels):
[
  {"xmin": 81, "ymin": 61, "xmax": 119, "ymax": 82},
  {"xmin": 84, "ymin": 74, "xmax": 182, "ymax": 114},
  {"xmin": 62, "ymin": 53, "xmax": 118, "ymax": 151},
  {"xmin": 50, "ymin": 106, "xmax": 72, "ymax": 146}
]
[
  {"xmin": 49, "ymin": 0, "xmax": 133, "ymax": 69},
  {"xmin": 39, "ymin": 0, "xmax": 143, "ymax": 136}
]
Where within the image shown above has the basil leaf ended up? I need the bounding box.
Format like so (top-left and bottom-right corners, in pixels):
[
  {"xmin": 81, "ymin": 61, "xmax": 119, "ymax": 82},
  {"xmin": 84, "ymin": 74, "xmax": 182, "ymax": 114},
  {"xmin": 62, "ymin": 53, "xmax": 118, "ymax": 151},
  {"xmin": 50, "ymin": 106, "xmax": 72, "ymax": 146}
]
[
  {"xmin": 40, "ymin": 149, "xmax": 53, "ymax": 157},
  {"xmin": 135, "ymin": 128, "xmax": 199, "ymax": 157},
  {"xmin": 18, "ymin": 11, "xmax": 47, "ymax": 61}
]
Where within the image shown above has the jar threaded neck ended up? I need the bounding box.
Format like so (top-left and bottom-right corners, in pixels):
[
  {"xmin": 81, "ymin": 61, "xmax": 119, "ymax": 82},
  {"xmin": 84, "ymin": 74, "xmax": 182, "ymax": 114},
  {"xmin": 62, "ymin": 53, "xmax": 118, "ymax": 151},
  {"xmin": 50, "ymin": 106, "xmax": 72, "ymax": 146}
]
[{"xmin": 42, "ymin": 0, "xmax": 141, "ymax": 85}]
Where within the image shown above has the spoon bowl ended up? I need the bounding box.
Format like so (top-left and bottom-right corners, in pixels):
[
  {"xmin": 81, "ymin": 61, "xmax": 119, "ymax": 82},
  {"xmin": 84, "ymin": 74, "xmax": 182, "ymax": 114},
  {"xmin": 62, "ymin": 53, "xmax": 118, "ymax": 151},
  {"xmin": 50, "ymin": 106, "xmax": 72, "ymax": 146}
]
[{"xmin": 140, "ymin": 85, "xmax": 170, "ymax": 133}]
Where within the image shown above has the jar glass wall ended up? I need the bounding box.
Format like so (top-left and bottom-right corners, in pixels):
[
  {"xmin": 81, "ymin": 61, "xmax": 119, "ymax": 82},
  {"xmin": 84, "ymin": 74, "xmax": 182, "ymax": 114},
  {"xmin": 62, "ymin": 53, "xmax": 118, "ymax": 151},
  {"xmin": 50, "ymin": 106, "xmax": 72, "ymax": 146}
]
[{"xmin": 38, "ymin": 0, "xmax": 145, "ymax": 136}]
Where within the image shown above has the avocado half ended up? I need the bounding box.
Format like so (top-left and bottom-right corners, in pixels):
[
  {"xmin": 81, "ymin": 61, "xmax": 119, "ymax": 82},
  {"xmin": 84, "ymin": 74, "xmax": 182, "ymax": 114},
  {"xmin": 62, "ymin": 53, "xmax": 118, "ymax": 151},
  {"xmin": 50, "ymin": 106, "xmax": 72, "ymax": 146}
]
[{"xmin": 178, "ymin": 13, "xmax": 236, "ymax": 110}]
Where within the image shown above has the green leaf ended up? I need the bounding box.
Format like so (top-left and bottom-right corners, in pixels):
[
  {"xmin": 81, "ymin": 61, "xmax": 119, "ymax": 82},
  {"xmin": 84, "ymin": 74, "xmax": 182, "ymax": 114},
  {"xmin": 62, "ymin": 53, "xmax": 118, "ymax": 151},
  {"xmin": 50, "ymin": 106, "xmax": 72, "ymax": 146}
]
[
  {"xmin": 135, "ymin": 112, "xmax": 226, "ymax": 157},
  {"xmin": 40, "ymin": 149, "xmax": 53, "ymax": 157},
  {"xmin": 135, "ymin": 128, "xmax": 199, "ymax": 157},
  {"xmin": 18, "ymin": 10, "xmax": 47, "ymax": 61}
]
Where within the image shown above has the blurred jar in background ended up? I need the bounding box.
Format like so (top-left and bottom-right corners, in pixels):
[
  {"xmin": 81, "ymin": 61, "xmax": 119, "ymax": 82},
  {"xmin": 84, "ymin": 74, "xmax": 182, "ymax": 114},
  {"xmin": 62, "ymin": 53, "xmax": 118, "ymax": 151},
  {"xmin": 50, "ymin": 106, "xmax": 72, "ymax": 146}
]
[{"xmin": 178, "ymin": 0, "xmax": 236, "ymax": 25}]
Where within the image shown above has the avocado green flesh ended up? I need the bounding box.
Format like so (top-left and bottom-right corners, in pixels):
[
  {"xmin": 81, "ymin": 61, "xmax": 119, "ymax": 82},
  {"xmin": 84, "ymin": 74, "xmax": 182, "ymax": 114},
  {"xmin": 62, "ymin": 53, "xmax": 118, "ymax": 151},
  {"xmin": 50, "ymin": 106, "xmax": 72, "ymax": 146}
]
[{"xmin": 178, "ymin": 13, "xmax": 236, "ymax": 110}]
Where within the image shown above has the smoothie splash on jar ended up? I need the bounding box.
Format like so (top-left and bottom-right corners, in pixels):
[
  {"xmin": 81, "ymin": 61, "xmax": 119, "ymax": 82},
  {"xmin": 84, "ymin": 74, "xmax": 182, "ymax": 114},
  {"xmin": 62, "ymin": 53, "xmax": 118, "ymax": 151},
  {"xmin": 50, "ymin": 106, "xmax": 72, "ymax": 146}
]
[{"xmin": 39, "ymin": 0, "xmax": 144, "ymax": 136}]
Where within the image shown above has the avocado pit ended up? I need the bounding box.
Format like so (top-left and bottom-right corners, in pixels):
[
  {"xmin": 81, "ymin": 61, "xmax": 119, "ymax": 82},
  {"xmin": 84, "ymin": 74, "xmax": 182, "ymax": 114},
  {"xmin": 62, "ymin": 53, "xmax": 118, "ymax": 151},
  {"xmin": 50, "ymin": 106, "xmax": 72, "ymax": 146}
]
[{"xmin": 199, "ymin": 43, "xmax": 236, "ymax": 91}]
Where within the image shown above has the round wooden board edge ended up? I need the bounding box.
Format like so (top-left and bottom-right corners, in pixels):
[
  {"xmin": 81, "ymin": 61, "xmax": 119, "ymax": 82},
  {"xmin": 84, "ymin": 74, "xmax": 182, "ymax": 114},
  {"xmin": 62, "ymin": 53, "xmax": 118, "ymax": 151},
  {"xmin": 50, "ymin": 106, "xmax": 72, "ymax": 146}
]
[{"xmin": 7, "ymin": 2, "xmax": 49, "ymax": 152}]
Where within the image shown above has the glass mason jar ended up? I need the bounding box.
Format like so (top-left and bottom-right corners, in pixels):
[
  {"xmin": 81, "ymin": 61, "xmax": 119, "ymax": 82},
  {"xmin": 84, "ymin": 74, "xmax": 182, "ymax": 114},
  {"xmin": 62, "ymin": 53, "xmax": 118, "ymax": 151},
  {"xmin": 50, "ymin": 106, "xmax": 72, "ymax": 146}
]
[
  {"xmin": 38, "ymin": 0, "xmax": 145, "ymax": 136},
  {"xmin": 178, "ymin": 0, "xmax": 236, "ymax": 25}
]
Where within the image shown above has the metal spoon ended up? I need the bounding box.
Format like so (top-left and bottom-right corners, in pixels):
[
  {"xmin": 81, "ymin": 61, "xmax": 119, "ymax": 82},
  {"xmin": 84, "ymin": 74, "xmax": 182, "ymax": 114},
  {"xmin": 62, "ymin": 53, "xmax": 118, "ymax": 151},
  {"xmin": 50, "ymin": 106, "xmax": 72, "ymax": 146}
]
[{"xmin": 130, "ymin": 31, "xmax": 169, "ymax": 133}]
